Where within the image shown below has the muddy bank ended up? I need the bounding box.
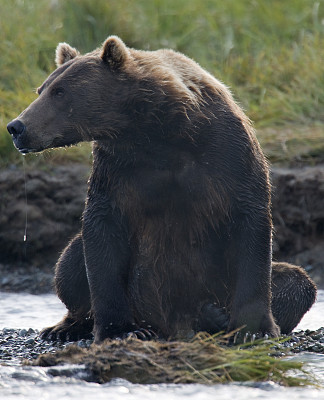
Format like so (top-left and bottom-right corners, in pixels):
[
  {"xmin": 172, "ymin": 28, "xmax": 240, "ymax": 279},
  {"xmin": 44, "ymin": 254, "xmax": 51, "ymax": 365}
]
[
  {"xmin": 271, "ymin": 165, "xmax": 324, "ymax": 286},
  {"xmin": 0, "ymin": 163, "xmax": 323, "ymax": 292},
  {"xmin": 0, "ymin": 164, "xmax": 89, "ymax": 293},
  {"xmin": 0, "ymin": 164, "xmax": 89, "ymax": 266}
]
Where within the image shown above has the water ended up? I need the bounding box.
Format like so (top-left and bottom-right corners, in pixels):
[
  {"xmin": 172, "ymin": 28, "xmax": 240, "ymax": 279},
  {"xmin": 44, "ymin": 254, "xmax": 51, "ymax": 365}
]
[
  {"xmin": 296, "ymin": 289, "xmax": 324, "ymax": 331},
  {"xmin": 0, "ymin": 291, "xmax": 324, "ymax": 399}
]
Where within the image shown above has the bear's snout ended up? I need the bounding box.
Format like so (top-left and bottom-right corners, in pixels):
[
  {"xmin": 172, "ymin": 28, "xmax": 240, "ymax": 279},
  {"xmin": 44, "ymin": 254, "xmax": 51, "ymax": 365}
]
[
  {"xmin": 7, "ymin": 119, "xmax": 35, "ymax": 154},
  {"xmin": 7, "ymin": 119, "xmax": 26, "ymax": 139}
]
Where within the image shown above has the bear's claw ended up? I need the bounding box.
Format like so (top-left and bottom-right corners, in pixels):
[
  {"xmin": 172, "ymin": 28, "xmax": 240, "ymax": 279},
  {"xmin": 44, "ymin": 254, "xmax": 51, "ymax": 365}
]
[
  {"xmin": 39, "ymin": 318, "xmax": 94, "ymax": 342},
  {"xmin": 122, "ymin": 328, "xmax": 158, "ymax": 341}
]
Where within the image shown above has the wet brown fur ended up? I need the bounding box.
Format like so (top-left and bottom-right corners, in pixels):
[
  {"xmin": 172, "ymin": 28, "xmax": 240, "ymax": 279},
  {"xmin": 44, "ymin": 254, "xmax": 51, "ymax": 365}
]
[{"xmin": 8, "ymin": 36, "xmax": 317, "ymax": 342}]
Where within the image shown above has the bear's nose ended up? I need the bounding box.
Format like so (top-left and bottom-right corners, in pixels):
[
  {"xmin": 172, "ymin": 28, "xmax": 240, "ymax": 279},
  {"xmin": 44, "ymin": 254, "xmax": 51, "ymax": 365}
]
[{"xmin": 7, "ymin": 120, "xmax": 26, "ymax": 138}]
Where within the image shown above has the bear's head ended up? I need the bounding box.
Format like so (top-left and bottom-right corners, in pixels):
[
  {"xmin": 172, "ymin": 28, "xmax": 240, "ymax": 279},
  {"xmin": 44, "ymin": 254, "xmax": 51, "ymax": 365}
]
[
  {"xmin": 8, "ymin": 35, "xmax": 240, "ymax": 155},
  {"xmin": 7, "ymin": 36, "xmax": 136, "ymax": 154}
]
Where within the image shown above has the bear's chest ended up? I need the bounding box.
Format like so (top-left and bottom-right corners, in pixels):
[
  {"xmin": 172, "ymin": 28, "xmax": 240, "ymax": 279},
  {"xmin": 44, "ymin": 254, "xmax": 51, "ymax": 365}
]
[{"xmin": 114, "ymin": 157, "xmax": 229, "ymax": 227}]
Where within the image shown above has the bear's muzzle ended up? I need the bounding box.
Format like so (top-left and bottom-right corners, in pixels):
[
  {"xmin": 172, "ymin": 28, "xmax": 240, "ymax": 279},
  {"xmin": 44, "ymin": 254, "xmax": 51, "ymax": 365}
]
[{"xmin": 7, "ymin": 119, "xmax": 36, "ymax": 154}]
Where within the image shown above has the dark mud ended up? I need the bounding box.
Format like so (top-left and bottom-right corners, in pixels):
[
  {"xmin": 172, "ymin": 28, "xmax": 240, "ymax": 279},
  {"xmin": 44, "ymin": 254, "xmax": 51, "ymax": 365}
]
[
  {"xmin": 0, "ymin": 163, "xmax": 323, "ymax": 292},
  {"xmin": 0, "ymin": 164, "xmax": 88, "ymax": 267},
  {"xmin": 271, "ymin": 166, "xmax": 324, "ymax": 287}
]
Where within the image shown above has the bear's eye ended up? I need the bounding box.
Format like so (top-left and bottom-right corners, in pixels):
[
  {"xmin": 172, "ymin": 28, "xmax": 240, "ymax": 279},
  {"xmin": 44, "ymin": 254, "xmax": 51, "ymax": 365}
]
[{"xmin": 51, "ymin": 87, "xmax": 65, "ymax": 97}]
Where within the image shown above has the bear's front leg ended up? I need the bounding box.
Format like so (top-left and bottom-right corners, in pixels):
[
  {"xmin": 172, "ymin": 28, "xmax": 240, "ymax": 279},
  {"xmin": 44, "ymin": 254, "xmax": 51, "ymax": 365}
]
[
  {"xmin": 83, "ymin": 202, "xmax": 135, "ymax": 343},
  {"xmin": 227, "ymin": 213, "xmax": 280, "ymax": 337}
]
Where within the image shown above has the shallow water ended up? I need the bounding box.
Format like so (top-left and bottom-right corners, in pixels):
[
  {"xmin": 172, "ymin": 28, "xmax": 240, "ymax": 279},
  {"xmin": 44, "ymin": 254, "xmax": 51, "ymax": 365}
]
[{"xmin": 0, "ymin": 291, "xmax": 323, "ymax": 399}]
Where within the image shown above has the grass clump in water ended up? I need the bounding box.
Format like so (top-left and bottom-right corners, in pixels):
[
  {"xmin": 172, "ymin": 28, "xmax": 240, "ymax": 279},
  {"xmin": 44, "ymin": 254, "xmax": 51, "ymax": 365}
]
[{"xmin": 32, "ymin": 333, "xmax": 316, "ymax": 386}]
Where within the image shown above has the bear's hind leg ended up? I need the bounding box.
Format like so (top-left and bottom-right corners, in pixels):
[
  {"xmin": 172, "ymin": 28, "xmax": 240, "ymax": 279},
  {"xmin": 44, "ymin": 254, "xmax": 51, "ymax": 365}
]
[
  {"xmin": 40, "ymin": 232, "xmax": 93, "ymax": 341},
  {"xmin": 271, "ymin": 262, "xmax": 317, "ymax": 334},
  {"xmin": 196, "ymin": 262, "xmax": 317, "ymax": 338}
]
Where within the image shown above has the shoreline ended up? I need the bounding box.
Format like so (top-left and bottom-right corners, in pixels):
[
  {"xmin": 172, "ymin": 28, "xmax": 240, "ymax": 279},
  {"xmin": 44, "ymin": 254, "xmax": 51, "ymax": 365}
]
[{"xmin": 0, "ymin": 163, "xmax": 323, "ymax": 293}]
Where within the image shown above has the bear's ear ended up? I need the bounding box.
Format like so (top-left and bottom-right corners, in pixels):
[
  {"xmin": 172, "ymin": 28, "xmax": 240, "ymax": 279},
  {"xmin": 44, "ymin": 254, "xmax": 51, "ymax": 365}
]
[
  {"xmin": 101, "ymin": 36, "xmax": 130, "ymax": 70},
  {"xmin": 55, "ymin": 42, "xmax": 80, "ymax": 67}
]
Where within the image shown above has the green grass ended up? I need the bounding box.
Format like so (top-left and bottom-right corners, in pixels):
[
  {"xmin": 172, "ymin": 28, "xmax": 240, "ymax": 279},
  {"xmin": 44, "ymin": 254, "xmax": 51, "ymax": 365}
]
[
  {"xmin": 31, "ymin": 334, "xmax": 318, "ymax": 386},
  {"xmin": 259, "ymin": 124, "xmax": 324, "ymax": 165},
  {"xmin": 1, "ymin": 0, "xmax": 324, "ymax": 166}
]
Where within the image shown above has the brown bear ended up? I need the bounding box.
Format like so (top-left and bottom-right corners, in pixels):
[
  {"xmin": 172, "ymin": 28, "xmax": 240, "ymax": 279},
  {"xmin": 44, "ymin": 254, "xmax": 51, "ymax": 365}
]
[{"xmin": 7, "ymin": 36, "xmax": 316, "ymax": 343}]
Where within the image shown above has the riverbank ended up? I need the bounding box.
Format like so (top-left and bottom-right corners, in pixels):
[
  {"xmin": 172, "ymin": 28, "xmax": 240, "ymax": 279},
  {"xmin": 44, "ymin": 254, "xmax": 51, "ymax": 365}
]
[{"xmin": 0, "ymin": 163, "xmax": 323, "ymax": 292}]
